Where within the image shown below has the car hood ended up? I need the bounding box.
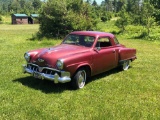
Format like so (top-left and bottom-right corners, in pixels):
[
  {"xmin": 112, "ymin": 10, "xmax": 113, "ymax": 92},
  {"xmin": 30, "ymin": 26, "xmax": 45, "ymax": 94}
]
[{"xmin": 30, "ymin": 44, "xmax": 91, "ymax": 68}]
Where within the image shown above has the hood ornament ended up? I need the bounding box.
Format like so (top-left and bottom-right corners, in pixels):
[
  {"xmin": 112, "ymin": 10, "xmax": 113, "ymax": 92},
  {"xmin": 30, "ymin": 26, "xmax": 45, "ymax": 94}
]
[{"xmin": 38, "ymin": 58, "xmax": 44, "ymax": 62}]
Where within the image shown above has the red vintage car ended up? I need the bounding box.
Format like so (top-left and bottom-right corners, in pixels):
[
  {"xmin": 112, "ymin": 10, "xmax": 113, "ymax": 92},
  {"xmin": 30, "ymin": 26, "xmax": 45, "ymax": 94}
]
[{"xmin": 23, "ymin": 31, "xmax": 136, "ymax": 89}]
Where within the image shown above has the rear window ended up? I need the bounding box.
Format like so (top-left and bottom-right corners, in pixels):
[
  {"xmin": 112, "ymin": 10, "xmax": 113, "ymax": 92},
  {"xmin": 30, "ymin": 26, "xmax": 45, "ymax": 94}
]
[{"xmin": 114, "ymin": 37, "xmax": 119, "ymax": 45}]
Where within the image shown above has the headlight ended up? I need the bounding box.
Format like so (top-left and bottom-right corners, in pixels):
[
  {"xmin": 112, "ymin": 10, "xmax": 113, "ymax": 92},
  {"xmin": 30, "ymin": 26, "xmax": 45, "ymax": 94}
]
[
  {"xmin": 56, "ymin": 59, "xmax": 64, "ymax": 70},
  {"xmin": 24, "ymin": 52, "xmax": 30, "ymax": 62}
]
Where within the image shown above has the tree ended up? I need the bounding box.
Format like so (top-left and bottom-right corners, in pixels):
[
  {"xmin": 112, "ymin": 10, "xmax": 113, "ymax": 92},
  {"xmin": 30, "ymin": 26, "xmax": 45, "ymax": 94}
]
[
  {"xmin": 19, "ymin": 0, "xmax": 25, "ymax": 8},
  {"xmin": 86, "ymin": 0, "xmax": 91, "ymax": 4},
  {"xmin": 0, "ymin": 0, "xmax": 42, "ymax": 14},
  {"xmin": 25, "ymin": 1, "xmax": 34, "ymax": 14},
  {"xmin": 115, "ymin": 5, "xmax": 130, "ymax": 32},
  {"xmin": 116, "ymin": 0, "xmax": 125, "ymax": 12},
  {"xmin": 10, "ymin": 0, "xmax": 21, "ymax": 13},
  {"xmin": 126, "ymin": 0, "xmax": 132, "ymax": 12},
  {"xmin": 128, "ymin": 0, "xmax": 142, "ymax": 25},
  {"xmin": 32, "ymin": 0, "xmax": 42, "ymax": 12},
  {"xmin": 39, "ymin": 0, "xmax": 98, "ymax": 38},
  {"xmin": 141, "ymin": 2, "xmax": 155, "ymax": 36},
  {"xmin": 92, "ymin": 0, "xmax": 98, "ymax": 6},
  {"xmin": 112, "ymin": 0, "xmax": 118, "ymax": 12},
  {"xmin": 148, "ymin": 0, "xmax": 160, "ymax": 24}
]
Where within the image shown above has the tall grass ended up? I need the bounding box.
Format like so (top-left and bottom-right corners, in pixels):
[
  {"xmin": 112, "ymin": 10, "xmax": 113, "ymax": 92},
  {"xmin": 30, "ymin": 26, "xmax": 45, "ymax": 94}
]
[{"xmin": 0, "ymin": 24, "xmax": 160, "ymax": 120}]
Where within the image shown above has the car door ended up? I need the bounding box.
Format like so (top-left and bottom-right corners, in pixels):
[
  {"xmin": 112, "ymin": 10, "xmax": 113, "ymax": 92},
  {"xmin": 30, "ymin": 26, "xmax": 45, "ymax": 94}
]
[{"xmin": 92, "ymin": 37, "xmax": 117, "ymax": 75}]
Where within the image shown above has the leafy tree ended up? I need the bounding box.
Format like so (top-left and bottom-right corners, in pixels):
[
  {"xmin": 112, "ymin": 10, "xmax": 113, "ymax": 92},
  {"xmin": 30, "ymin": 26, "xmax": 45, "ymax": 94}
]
[
  {"xmin": 148, "ymin": 0, "xmax": 160, "ymax": 24},
  {"xmin": 39, "ymin": 0, "xmax": 97, "ymax": 38},
  {"xmin": 126, "ymin": 0, "xmax": 132, "ymax": 12},
  {"xmin": 115, "ymin": 5, "xmax": 129, "ymax": 32},
  {"xmin": 116, "ymin": 0, "xmax": 125, "ymax": 12},
  {"xmin": 10, "ymin": 0, "xmax": 21, "ymax": 13},
  {"xmin": 23, "ymin": 1, "xmax": 34, "ymax": 14},
  {"xmin": 101, "ymin": 11, "xmax": 112, "ymax": 22},
  {"xmin": 149, "ymin": 0, "xmax": 160, "ymax": 9},
  {"xmin": 112, "ymin": 0, "xmax": 118, "ymax": 12},
  {"xmin": 0, "ymin": 0, "xmax": 42, "ymax": 14},
  {"xmin": 141, "ymin": 2, "xmax": 155, "ymax": 36},
  {"xmin": 32, "ymin": 0, "xmax": 42, "ymax": 12},
  {"xmin": 19, "ymin": 0, "xmax": 26, "ymax": 8},
  {"xmin": 86, "ymin": 0, "xmax": 91, "ymax": 4},
  {"xmin": 100, "ymin": 0, "xmax": 113, "ymax": 12},
  {"xmin": 128, "ymin": 0, "xmax": 142, "ymax": 25},
  {"xmin": 92, "ymin": 0, "xmax": 98, "ymax": 6}
]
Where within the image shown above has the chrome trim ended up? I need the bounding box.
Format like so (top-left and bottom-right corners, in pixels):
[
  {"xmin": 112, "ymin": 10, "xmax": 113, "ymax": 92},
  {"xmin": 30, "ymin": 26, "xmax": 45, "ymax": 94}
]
[
  {"xmin": 22, "ymin": 64, "xmax": 71, "ymax": 83},
  {"xmin": 28, "ymin": 63, "xmax": 60, "ymax": 72}
]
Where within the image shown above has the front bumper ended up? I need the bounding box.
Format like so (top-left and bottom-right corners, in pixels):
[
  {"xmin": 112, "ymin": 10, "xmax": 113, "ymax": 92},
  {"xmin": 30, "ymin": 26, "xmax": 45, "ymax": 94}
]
[{"xmin": 22, "ymin": 63, "xmax": 71, "ymax": 83}]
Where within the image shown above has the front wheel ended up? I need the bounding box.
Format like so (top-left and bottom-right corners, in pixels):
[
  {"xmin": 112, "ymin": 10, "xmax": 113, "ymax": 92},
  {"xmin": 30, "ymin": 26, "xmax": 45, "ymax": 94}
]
[
  {"xmin": 71, "ymin": 68, "xmax": 87, "ymax": 89},
  {"xmin": 122, "ymin": 60, "xmax": 131, "ymax": 70}
]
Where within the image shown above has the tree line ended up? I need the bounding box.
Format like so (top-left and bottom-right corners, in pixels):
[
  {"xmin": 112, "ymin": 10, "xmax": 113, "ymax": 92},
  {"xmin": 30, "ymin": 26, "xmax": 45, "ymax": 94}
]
[
  {"xmin": 0, "ymin": 0, "xmax": 42, "ymax": 15},
  {"xmin": 0, "ymin": 0, "xmax": 160, "ymax": 38}
]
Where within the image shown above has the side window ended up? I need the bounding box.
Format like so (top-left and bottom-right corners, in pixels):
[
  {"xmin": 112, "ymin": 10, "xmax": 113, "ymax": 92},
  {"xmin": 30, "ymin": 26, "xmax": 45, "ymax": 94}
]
[{"xmin": 96, "ymin": 37, "xmax": 111, "ymax": 48}]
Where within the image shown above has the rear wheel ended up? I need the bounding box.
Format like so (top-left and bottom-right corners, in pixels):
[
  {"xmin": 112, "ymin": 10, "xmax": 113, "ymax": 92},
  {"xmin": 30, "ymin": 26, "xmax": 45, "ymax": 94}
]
[
  {"xmin": 71, "ymin": 68, "xmax": 87, "ymax": 89},
  {"xmin": 122, "ymin": 60, "xmax": 130, "ymax": 70}
]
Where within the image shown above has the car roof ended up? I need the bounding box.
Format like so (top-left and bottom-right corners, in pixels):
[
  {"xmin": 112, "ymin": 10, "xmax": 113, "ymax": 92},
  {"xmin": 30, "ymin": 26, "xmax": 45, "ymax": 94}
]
[{"xmin": 70, "ymin": 31, "xmax": 115, "ymax": 38}]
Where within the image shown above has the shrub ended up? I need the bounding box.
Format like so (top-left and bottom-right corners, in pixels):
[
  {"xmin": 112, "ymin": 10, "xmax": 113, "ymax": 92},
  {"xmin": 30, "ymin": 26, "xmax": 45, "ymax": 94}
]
[
  {"xmin": 101, "ymin": 12, "xmax": 112, "ymax": 22},
  {"xmin": 39, "ymin": 0, "xmax": 98, "ymax": 38}
]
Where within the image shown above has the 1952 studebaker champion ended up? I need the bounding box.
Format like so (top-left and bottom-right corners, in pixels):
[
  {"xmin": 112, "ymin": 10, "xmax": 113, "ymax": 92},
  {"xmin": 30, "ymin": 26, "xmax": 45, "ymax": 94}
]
[{"xmin": 23, "ymin": 31, "xmax": 136, "ymax": 89}]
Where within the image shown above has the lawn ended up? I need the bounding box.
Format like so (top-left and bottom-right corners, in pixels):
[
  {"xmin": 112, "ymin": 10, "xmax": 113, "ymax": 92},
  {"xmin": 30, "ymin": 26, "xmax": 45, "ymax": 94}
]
[{"xmin": 0, "ymin": 24, "xmax": 160, "ymax": 120}]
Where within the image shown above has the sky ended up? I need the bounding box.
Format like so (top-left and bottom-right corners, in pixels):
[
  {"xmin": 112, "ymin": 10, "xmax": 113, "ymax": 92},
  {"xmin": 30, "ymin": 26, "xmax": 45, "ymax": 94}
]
[{"xmin": 95, "ymin": 0, "xmax": 103, "ymax": 5}]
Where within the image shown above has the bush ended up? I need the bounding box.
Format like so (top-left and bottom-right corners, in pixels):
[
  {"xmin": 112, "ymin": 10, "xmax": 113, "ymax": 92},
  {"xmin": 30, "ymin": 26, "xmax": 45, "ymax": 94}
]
[
  {"xmin": 39, "ymin": 0, "xmax": 98, "ymax": 38},
  {"xmin": 101, "ymin": 12, "xmax": 112, "ymax": 22}
]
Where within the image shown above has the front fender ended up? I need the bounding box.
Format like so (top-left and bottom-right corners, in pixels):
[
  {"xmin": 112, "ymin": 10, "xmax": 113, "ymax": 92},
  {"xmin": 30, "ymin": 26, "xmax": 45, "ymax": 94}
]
[
  {"xmin": 66, "ymin": 62, "xmax": 92, "ymax": 76},
  {"xmin": 62, "ymin": 52, "xmax": 93, "ymax": 76}
]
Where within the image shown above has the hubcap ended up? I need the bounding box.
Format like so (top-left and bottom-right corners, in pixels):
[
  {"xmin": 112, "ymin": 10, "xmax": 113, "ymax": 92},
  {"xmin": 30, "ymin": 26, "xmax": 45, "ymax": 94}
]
[
  {"xmin": 123, "ymin": 60, "xmax": 130, "ymax": 70},
  {"xmin": 78, "ymin": 70, "xmax": 86, "ymax": 88}
]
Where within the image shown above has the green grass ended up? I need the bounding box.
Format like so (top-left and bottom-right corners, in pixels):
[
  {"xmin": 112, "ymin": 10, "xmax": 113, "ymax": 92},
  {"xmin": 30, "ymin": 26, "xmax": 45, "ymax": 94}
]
[{"xmin": 0, "ymin": 24, "xmax": 160, "ymax": 120}]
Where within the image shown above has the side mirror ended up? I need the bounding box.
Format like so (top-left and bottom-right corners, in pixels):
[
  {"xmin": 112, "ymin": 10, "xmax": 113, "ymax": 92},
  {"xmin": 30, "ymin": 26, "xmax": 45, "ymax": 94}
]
[
  {"xmin": 97, "ymin": 47, "xmax": 101, "ymax": 51},
  {"xmin": 94, "ymin": 47, "xmax": 101, "ymax": 51}
]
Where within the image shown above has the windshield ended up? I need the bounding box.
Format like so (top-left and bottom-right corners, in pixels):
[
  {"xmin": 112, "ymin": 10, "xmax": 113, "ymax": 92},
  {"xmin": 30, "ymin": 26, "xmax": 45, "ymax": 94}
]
[{"xmin": 63, "ymin": 34, "xmax": 95, "ymax": 47}]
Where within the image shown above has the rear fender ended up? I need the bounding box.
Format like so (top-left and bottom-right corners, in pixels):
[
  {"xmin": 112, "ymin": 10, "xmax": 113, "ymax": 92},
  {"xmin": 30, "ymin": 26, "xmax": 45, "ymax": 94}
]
[{"xmin": 119, "ymin": 48, "xmax": 136, "ymax": 63}]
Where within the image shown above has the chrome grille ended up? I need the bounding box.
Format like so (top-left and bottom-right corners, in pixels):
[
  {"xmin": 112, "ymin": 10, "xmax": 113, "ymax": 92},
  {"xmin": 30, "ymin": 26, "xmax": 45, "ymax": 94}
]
[
  {"xmin": 27, "ymin": 63, "xmax": 60, "ymax": 76},
  {"xmin": 28, "ymin": 64, "xmax": 39, "ymax": 72},
  {"xmin": 42, "ymin": 68, "xmax": 57, "ymax": 75}
]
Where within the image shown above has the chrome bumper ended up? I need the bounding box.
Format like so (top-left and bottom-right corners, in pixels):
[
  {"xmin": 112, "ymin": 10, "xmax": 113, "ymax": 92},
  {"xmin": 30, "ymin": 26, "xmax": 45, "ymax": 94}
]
[{"xmin": 22, "ymin": 65, "xmax": 71, "ymax": 83}]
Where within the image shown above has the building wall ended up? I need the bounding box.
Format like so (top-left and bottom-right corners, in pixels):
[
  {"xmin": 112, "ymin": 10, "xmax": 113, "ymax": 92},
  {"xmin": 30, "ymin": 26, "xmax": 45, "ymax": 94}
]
[
  {"xmin": 12, "ymin": 15, "xmax": 28, "ymax": 24},
  {"xmin": 15, "ymin": 18, "xmax": 28, "ymax": 24}
]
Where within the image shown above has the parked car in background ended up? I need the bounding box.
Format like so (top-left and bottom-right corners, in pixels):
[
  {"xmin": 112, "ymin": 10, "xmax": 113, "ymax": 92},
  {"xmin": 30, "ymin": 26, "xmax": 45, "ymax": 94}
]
[{"xmin": 23, "ymin": 31, "xmax": 136, "ymax": 89}]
